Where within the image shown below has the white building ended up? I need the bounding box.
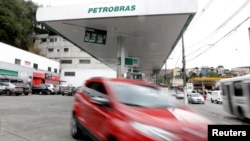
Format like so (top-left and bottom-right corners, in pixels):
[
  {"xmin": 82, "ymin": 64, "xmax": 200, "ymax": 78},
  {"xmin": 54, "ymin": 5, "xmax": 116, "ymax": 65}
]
[
  {"xmin": 0, "ymin": 42, "xmax": 60, "ymax": 85},
  {"xmin": 33, "ymin": 34, "xmax": 116, "ymax": 87}
]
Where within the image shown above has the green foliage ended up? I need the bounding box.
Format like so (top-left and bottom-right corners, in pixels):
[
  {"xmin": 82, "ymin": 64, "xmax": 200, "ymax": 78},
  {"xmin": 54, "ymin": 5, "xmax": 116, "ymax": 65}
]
[
  {"xmin": 0, "ymin": 0, "xmax": 52, "ymax": 50},
  {"xmin": 189, "ymin": 71, "xmax": 198, "ymax": 78},
  {"xmin": 207, "ymin": 71, "xmax": 219, "ymax": 77}
]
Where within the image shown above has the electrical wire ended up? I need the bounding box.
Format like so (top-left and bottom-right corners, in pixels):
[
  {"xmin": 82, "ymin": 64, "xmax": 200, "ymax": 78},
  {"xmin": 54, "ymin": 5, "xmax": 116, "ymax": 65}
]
[
  {"xmin": 186, "ymin": 15, "xmax": 250, "ymax": 63},
  {"xmin": 185, "ymin": 0, "xmax": 250, "ymax": 49},
  {"xmin": 187, "ymin": 0, "xmax": 214, "ymax": 31}
]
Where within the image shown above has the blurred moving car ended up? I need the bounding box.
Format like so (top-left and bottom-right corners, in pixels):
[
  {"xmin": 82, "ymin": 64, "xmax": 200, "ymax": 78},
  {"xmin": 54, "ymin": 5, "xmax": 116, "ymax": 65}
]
[
  {"xmin": 210, "ymin": 90, "xmax": 222, "ymax": 104},
  {"xmin": 188, "ymin": 93, "xmax": 205, "ymax": 104},
  {"xmin": 71, "ymin": 77, "xmax": 212, "ymax": 141},
  {"xmin": 176, "ymin": 91, "xmax": 185, "ymax": 99}
]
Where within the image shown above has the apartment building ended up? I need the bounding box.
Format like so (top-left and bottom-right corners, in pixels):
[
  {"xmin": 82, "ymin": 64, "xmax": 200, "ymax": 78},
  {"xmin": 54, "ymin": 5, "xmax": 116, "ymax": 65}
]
[{"xmin": 33, "ymin": 34, "xmax": 116, "ymax": 87}]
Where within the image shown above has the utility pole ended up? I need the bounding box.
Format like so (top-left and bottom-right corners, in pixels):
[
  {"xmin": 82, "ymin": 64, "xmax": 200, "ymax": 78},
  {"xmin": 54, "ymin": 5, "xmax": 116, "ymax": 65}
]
[
  {"xmin": 165, "ymin": 60, "xmax": 167, "ymax": 87},
  {"xmin": 182, "ymin": 36, "xmax": 188, "ymax": 105}
]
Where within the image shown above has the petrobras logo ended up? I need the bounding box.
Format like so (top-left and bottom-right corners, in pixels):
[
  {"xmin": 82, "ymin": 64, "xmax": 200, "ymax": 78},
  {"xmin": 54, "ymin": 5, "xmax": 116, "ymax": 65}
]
[{"xmin": 88, "ymin": 5, "xmax": 136, "ymax": 14}]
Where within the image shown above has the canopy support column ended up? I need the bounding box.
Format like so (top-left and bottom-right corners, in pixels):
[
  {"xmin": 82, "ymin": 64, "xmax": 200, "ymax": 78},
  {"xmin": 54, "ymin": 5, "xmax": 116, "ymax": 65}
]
[{"xmin": 117, "ymin": 36, "xmax": 125, "ymax": 78}]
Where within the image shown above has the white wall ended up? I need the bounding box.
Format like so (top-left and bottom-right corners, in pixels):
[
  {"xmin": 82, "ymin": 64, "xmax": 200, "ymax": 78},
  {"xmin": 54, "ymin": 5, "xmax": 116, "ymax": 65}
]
[
  {"xmin": 60, "ymin": 68, "xmax": 116, "ymax": 87},
  {"xmin": 0, "ymin": 42, "xmax": 60, "ymax": 72},
  {"xmin": 34, "ymin": 34, "xmax": 111, "ymax": 70}
]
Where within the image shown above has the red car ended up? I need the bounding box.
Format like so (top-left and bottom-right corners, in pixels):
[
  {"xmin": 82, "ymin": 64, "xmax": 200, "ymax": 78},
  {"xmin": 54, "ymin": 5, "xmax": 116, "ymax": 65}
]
[{"xmin": 71, "ymin": 77, "xmax": 212, "ymax": 141}]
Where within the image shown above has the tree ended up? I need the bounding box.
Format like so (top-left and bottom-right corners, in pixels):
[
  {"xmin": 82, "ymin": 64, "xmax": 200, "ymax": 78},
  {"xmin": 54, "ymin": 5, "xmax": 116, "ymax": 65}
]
[
  {"xmin": 189, "ymin": 71, "xmax": 198, "ymax": 78},
  {"xmin": 0, "ymin": 0, "xmax": 52, "ymax": 51},
  {"xmin": 217, "ymin": 65, "xmax": 224, "ymax": 68},
  {"xmin": 207, "ymin": 71, "xmax": 219, "ymax": 77}
]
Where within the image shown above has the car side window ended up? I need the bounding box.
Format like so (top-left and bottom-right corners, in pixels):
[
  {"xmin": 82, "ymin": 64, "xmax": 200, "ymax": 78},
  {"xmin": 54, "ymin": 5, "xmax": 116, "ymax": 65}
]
[
  {"xmin": 87, "ymin": 82, "xmax": 107, "ymax": 95},
  {"xmin": 85, "ymin": 82, "xmax": 107, "ymax": 98}
]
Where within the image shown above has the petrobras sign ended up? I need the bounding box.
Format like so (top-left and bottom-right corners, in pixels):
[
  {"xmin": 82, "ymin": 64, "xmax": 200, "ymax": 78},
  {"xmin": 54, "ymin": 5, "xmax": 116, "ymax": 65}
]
[{"xmin": 88, "ymin": 5, "xmax": 136, "ymax": 14}]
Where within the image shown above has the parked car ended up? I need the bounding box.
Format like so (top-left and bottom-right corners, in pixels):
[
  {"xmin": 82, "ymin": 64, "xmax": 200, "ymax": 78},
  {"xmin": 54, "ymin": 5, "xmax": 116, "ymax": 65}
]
[
  {"xmin": 168, "ymin": 90, "xmax": 176, "ymax": 96},
  {"xmin": 188, "ymin": 93, "xmax": 205, "ymax": 104},
  {"xmin": 1, "ymin": 82, "xmax": 23, "ymax": 96},
  {"xmin": 32, "ymin": 84, "xmax": 51, "ymax": 95},
  {"xmin": 71, "ymin": 77, "xmax": 212, "ymax": 141},
  {"xmin": 44, "ymin": 83, "xmax": 56, "ymax": 94},
  {"xmin": 11, "ymin": 81, "xmax": 32, "ymax": 95},
  {"xmin": 62, "ymin": 86, "xmax": 73, "ymax": 96},
  {"xmin": 211, "ymin": 90, "xmax": 223, "ymax": 104},
  {"xmin": 0, "ymin": 82, "xmax": 7, "ymax": 94}
]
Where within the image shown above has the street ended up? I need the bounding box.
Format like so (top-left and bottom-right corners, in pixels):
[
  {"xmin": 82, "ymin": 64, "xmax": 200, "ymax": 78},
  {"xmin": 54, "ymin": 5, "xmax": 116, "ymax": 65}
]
[
  {"xmin": 0, "ymin": 95, "xmax": 249, "ymax": 141},
  {"xmin": 177, "ymin": 98, "xmax": 250, "ymax": 125},
  {"xmin": 0, "ymin": 95, "xmax": 77, "ymax": 141}
]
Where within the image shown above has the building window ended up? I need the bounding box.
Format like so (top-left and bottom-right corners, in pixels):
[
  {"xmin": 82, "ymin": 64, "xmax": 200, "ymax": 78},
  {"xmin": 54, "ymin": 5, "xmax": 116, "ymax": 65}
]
[
  {"xmin": 48, "ymin": 67, "xmax": 51, "ymax": 72},
  {"xmin": 54, "ymin": 69, "xmax": 58, "ymax": 73},
  {"xmin": 15, "ymin": 58, "xmax": 21, "ymax": 65},
  {"xmin": 64, "ymin": 48, "xmax": 69, "ymax": 52},
  {"xmin": 60, "ymin": 60, "xmax": 72, "ymax": 64},
  {"xmin": 64, "ymin": 72, "xmax": 75, "ymax": 76},
  {"xmin": 57, "ymin": 49, "xmax": 60, "ymax": 52},
  {"xmin": 49, "ymin": 38, "xmax": 54, "ymax": 42},
  {"xmin": 79, "ymin": 59, "xmax": 91, "ymax": 64},
  {"xmin": 48, "ymin": 48, "xmax": 53, "ymax": 52},
  {"xmin": 33, "ymin": 63, "xmax": 38, "ymax": 69},
  {"xmin": 41, "ymin": 38, "xmax": 47, "ymax": 43}
]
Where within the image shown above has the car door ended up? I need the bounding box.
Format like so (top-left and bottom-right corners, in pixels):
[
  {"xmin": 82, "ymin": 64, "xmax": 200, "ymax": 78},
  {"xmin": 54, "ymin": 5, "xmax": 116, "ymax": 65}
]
[
  {"xmin": 85, "ymin": 80, "xmax": 110, "ymax": 140},
  {"xmin": 0, "ymin": 82, "xmax": 6, "ymax": 94}
]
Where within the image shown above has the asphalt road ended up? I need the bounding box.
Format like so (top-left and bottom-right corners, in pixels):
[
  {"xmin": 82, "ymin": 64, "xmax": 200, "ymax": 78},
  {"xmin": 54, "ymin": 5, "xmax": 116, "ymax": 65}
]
[
  {"xmin": 0, "ymin": 95, "xmax": 249, "ymax": 141},
  {"xmin": 0, "ymin": 95, "xmax": 78, "ymax": 141},
  {"xmin": 176, "ymin": 98, "xmax": 250, "ymax": 125}
]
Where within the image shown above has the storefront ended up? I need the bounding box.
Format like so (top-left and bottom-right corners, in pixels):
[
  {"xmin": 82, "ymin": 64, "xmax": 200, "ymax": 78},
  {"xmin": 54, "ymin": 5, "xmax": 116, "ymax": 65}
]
[
  {"xmin": 32, "ymin": 72, "xmax": 60, "ymax": 86},
  {"xmin": 0, "ymin": 69, "xmax": 18, "ymax": 77}
]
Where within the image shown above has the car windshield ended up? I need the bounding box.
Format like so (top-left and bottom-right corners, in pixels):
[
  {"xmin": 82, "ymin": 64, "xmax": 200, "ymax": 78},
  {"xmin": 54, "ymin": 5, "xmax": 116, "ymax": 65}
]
[
  {"xmin": 110, "ymin": 83, "xmax": 178, "ymax": 108},
  {"xmin": 192, "ymin": 93, "xmax": 201, "ymax": 97}
]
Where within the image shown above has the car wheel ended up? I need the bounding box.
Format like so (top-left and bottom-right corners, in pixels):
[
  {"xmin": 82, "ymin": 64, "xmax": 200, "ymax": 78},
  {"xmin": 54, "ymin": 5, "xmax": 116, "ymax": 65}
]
[
  {"xmin": 211, "ymin": 99, "xmax": 213, "ymax": 103},
  {"xmin": 6, "ymin": 90, "xmax": 11, "ymax": 95},
  {"xmin": 238, "ymin": 107, "xmax": 246, "ymax": 121},
  {"xmin": 71, "ymin": 115, "xmax": 83, "ymax": 139}
]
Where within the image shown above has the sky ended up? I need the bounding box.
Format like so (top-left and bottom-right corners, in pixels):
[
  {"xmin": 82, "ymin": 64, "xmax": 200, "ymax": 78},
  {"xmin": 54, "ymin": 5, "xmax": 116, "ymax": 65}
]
[{"xmin": 31, "ymin": 0, "xmax": 250, "ymax": 70}]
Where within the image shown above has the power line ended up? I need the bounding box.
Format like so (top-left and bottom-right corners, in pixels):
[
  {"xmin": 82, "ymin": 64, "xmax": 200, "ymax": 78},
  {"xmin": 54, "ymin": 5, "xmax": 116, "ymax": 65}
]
[
  {"xmin": 185, "ymin": 44, "xmax": 212, "ymax": 58},
  {"xmin": 187, "ymin": 15, "xmax": 250, "ymax": 63},
  {"xmin": 186, "ymin": 0, "xmax": 250, "ymax": 49},
  {"xmin": 187, "ymin": 0, "xmax": 215, "ymax": 31},
  {"xmin": 175, "ymin": 53, "xmax": 182, "ymax": 67}
]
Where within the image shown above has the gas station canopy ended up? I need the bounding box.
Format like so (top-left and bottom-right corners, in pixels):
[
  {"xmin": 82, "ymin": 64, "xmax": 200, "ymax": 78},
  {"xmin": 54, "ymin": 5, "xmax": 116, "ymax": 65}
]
[{"xmin": 36, "ymin": 0, "xmax": 197, "ymax": 75}]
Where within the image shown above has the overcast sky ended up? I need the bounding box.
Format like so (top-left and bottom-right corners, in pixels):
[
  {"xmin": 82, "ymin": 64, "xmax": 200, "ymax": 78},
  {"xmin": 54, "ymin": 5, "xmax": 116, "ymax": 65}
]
[{"xmin": 31, "ymin": 0, "xmax": 250, "ymax": 70}]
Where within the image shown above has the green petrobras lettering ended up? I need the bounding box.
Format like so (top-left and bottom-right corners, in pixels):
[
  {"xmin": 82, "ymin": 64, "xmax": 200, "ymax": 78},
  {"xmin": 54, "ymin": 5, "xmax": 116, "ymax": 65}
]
[
  {"xmin": 120, "ymin": 6, "xmax": 125, "ymax": 12},
  {"xmin": 114, "ymin": 6, "xmax": 119, "ymax": 12},
  {"xmin": 125, "ymin": 6, "xmax": 130, "ymax": 11},
  {"xmin": 98, "ymin": 7, "xmax": 103, "ymax": 13},
  {"xmin": 88, "ymin": 5, "xmax": 136, "ymax": 13},
  {"xmin": 103, "ymin": 7, "xmax": 108, "ymax": 12},
  {"xmin": 131, "ymin": 5, "xmax": 136, "ymax": 11},
  {"xmin": 93, "ymin": 8, "xmax": 97, "ymax": 13},
  {"xmin": 108, "ymin": 7, "xmax": 114, "ymax": 12},
  {"xmin": 88, "ymin": 8, "xmax": 94, "ymax": 13}
]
